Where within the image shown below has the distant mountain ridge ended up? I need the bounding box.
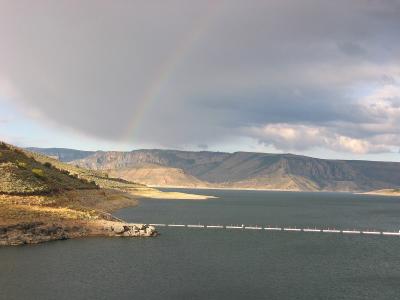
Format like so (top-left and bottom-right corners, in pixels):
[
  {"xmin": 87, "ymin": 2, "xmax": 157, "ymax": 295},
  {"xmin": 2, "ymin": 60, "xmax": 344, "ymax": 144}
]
[
  {"xmin": 26, "ymin": 147, "xmax": 95, "ymax": 162},
  {"xmin": 29, "ymin": 148, "xmax": 400, "ymax": 192}
]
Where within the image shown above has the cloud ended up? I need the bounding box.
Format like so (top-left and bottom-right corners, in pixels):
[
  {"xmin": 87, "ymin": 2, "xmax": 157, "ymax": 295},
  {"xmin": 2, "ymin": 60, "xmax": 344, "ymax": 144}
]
[
  {"xmin": 0, "ymin": 77, "xmax": 20, "ymax": 100},
  {"xmin": 0, "ymin": 0, "xmax": 400, "ymax": 153},
  {"xmin": 337, "ymin": 41, "xmax": 366, "ymax": 57},
  {"xmin": 246, "ymin": 83, "xmax": 400, "ymax": 154},
  {"xmin": 247, "ymin": 124, "xmax": 324, "ymax": 151},
  {"xmin": 247, "ymin": 123, "xmax": 391, "ymax": 154}
]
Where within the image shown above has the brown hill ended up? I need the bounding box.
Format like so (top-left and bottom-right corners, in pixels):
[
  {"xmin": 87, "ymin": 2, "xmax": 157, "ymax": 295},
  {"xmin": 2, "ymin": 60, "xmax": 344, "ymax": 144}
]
[
  {"xmin": 109, "ymin": 165, "xmax": 209, "ymax": 188},
  {"xmin": 53, "ymin": 149, "xmax": 400, "ymax": 192}
]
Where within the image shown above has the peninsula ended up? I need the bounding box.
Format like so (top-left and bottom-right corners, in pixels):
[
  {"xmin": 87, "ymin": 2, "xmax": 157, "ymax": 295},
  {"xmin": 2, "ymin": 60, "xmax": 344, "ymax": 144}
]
[{"xmin": 0, "ymin": 142, "xmax": 211, "ymax": 246}]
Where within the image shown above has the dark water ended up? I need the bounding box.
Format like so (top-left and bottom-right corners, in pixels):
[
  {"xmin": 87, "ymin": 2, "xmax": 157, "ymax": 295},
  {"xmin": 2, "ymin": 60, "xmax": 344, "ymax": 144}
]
[{"xmin": 1, "ymin": 190, "xmax": 400, "ymax": 300}]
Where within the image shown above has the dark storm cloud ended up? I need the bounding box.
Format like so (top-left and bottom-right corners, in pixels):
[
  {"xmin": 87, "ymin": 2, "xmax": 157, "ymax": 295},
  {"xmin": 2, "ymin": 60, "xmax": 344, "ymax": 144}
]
[
  {"xmin": 337, "ymin": 42, "xmax": 367, "ymax": 57},
  {"xmin": 0, "ymin": 0, "xmax": 400, "ymax": 152}
]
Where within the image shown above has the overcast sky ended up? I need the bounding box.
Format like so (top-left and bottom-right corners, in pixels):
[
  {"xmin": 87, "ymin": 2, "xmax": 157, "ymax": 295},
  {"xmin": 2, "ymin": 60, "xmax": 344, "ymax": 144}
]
[{"xmin": 1, "ymin": 0, "xmax": 400, "ymax": 160}]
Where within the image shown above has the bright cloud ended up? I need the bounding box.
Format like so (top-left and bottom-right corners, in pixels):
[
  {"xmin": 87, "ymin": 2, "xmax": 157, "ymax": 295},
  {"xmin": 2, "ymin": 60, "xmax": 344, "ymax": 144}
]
[{"xmin": 247, "ymin": 81, "xmax": 400, "ymax": 154}]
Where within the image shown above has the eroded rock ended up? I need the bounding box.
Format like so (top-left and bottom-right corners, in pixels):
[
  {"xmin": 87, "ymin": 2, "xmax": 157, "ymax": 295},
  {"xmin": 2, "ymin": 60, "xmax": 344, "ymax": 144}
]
[
  {"xmin": 0, "ymin": 222, "xmax": 73, "ymax": 246},
  {"xmin": 106, "ymin": 222, "xmax": 158, "ymax": 237},
  {"xmin": 1, "ymin": 220, "xmax": 158, "ymax": 246}
]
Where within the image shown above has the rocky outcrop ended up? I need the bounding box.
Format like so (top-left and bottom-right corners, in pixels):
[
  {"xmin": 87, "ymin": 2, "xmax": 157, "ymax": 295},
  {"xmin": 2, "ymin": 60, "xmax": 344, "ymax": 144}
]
[
  {"xmin": 0, "ymin": 221, "xmax": 158, "ymax": 246},
  {"xmin": 104, "ymin": 222, "xmax": 157, "ymax": 237},
  {"xmin": 0, "ymin": 222, "xmax": 87, "ymax": 246}
]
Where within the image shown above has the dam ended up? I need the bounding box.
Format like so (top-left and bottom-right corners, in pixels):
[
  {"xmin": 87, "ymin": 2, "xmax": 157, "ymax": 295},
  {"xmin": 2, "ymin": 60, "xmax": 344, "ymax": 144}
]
[{"xmin": 149, "ymin": 223, "xmax": 400, "ymax": 237}]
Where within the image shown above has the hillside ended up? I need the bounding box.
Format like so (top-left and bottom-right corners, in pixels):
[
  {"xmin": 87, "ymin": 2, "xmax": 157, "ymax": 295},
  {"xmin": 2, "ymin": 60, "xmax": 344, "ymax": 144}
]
[
  {"xmin": 25, "ymin": 147, "xmax": 149, "ymax": 193},
  {"xmin": 0, "ymin": 142, "xmax": 97, "ymax": 195},
  {"xmin": 31, "ymin": 148, "xmax": 400, "ymax": 192},
  {"xmin": 109, "ymin": 165, "xmax": 210, "ymax": 188},
  {"xmin": 25, "ymin": 149, "xmax": 213, "ymax": 199},
  {"xmin": 0, "ymin": 142, "xmax": 160, "ymax": 245},
  {"xmin": 1, "ymin": 143, "xmax": 212, "ymax": 246}
]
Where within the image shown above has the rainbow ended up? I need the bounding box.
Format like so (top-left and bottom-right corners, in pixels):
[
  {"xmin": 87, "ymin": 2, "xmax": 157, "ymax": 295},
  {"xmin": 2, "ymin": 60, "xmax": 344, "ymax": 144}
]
[{"xmin": 121, "ymin": 1, "xmax": 225, "ymax": 142}]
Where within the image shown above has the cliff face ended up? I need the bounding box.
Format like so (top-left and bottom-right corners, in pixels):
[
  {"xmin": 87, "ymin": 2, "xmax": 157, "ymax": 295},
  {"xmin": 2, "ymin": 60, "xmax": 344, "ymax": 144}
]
[{"xmin": 31, "ymin": 148, "xmax": 400, "ymax": 192}]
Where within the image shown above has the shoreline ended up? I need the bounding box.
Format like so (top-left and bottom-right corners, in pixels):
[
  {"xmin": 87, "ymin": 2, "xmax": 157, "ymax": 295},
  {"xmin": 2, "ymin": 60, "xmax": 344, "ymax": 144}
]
[
  {"xmin": 361, "ymin": 190, "xmax": 400, "ymax": 197},
  {"xmin": 151, "ymin": 185, "xmax": 400, "ymax": 197},
  {"xmin": 0, "ymin": 220, "xmax": 158, "ymax": 246},
  {"xmin": 0, "ymin": 187, "xmax": 214, "ymax": 246},
  {"xmin": 150, "ymin": 185, "xmax": 354, "ymax": 194},
  {"xmin": 130, "ymin": 188, "xmax": 216, "ymax": 200},
  {"xmin": 3, "ymin": 186, "xmax": 400, "ymax": 246}
]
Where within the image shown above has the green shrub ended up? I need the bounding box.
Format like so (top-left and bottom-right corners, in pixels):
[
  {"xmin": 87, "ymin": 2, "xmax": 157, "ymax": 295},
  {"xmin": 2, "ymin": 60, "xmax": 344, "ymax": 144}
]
[
  {"xmin": 44, "ymin": 162, "xmax": 52, "ymax": 168},
  {"xmin": 32, "ymin": 168, "xmax": 46, "ymax": 179},
  {"xmin": 16, "ymin": 160, "xmax": 27, "ymax": 169},
  {"xmin": 60, "ymin": 169, "xmax": 70, "ymax": 175}
]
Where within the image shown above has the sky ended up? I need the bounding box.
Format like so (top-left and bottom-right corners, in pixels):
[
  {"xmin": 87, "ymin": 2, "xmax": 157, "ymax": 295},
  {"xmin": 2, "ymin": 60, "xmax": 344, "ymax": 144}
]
[{"xmin": 1, "ymin": 0, "xmax": 400, "ymax": 161}]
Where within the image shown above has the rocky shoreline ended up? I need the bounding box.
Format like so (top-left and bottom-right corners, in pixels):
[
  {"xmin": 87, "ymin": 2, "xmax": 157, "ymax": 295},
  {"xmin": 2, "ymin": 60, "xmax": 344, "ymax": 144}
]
[
  {"xmin": 0, "ymin": 221, "xmax": 157, "ymax": 246},
  {"xmin": 96, "ymin": 221, "xmax": 158, "ymax": 238}
]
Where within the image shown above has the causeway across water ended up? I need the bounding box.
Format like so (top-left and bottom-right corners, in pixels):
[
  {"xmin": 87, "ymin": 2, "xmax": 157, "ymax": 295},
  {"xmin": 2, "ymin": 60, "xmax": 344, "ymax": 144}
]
[{"xmin": 149, "ymin": 224, "xmax": 400, "ymax": 237}]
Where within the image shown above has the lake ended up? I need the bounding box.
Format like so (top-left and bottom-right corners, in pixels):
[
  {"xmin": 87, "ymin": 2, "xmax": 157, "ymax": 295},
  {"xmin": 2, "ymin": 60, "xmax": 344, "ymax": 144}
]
[{"xmin": 1, "ymin": 189, "xmax": 400, "ymax": 299}]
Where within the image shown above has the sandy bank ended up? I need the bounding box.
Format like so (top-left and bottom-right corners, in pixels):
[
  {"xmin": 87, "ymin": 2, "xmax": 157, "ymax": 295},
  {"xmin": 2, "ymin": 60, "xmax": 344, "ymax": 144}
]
[
  {"xmin": 362, "ymin": 189, "xmax": 400, "ymax": 197},
  {"xmin": 131, "ymin": 188, "xmax": 216, "ymax": 200}
]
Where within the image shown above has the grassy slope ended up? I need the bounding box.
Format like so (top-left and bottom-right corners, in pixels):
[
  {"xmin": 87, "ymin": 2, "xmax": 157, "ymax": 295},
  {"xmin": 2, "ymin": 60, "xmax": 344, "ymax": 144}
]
[
  {"xmin": 0, "ymin": 142, "xmax": 97, "ymax": 195},
  {"xmin": 0, "ymin": 142, "xmax": 124, "ymax": 226}
]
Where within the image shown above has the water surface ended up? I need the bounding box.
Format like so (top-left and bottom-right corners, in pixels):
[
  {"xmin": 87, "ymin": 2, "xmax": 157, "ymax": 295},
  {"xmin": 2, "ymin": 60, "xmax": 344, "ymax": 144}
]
[{"xmin": 1, "ymin": 190, "xmax": 400, "ymax": 300}]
